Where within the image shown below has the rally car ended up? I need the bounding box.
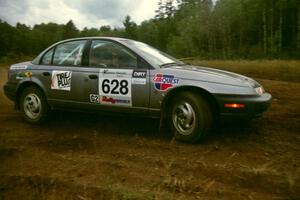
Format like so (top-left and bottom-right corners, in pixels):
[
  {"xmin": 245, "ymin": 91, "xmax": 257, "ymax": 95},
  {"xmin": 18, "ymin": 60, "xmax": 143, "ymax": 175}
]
[{"xmin": 3, "ymin": 37, "xmax": 272, "ymax": 143}]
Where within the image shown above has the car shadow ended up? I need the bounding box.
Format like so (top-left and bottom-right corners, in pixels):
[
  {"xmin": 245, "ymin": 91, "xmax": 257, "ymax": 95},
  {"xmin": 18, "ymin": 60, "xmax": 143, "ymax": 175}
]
[
  {"xmin": 42, "ymin": 110, "xmax": 261, "ymax": 145},
  {"xmin": 46, "ymin": 110, "xmax": 161, "ymax": 138}
]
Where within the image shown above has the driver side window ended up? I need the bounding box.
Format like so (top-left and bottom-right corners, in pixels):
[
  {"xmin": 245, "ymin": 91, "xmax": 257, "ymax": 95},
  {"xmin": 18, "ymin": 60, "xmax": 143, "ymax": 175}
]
[{"xmin": 89, "ymin": 40, "xmax": 137, "ymax": 69}]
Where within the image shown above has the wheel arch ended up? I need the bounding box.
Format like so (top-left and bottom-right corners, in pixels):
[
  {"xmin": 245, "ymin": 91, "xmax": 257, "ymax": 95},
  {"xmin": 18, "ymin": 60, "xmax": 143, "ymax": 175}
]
[
  {"xmin": 161, "ymin": 86, "xmax": 220, "ymax": 122},
  {"xmin": 15, "ymin": 81, "xmax": 48, "ymax": 110}
]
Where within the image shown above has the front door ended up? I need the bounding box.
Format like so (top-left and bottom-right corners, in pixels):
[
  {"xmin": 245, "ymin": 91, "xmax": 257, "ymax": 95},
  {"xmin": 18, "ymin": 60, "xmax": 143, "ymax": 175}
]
[{"xmin": 78, "ymin": 39, "xmax": 150, "ymax": 113}]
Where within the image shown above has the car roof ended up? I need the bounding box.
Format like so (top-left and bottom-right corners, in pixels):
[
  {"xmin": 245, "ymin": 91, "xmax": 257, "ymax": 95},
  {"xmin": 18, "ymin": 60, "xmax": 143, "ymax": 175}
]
[
  {"xmin": 57, "ymin": 37, "xmax": 133, "ymax": 44},
  {"xmin": 32, "ymin": 36, "xmax": 158, "ymax": 67}
]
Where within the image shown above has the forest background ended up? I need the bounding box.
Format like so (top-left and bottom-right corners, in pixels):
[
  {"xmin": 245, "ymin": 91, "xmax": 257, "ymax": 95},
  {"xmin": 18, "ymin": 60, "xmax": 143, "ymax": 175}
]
[{"xmin": 0, "ymin": 0, "xmax": 299, "ymax": 62}]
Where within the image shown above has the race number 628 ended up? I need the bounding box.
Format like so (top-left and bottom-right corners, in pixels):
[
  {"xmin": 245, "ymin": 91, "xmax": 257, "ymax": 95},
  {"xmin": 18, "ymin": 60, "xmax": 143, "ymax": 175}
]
[{"xmin": 101, "ymin": 79, "xmax": 129, "ymax": 95}]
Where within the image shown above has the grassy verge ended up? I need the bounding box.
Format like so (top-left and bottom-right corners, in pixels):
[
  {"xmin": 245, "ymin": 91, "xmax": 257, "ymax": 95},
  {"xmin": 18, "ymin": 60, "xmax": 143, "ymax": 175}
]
[{"xmin": 187, "ymin": 60, "xmax": 300, "ymax": 82}]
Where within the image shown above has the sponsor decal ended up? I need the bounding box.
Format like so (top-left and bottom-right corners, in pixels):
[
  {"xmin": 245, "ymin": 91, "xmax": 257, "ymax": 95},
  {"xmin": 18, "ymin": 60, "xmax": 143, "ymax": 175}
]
[
  {"xmin": 132, "ymin": 70, "xmax": 147, "ymax": 85},
  {"xmin": 153, "ymin": 73, "xmax": 179, "ymax": 91},
  {"xmin": 132, "ymin": 70, "xmax": 147, "ymax": 78},
  {"xmin": 100, "ymin": 96, "xmax": 131, "ymax": 105},
  {"xmin": 51, "ymin": 71, "xmax": 72, "ymax": 91},
  {"xmin": 90, "ymin": 94, "xmax": 100, "ymax": 103},
  {"xmin": 10, "ymin": 65, "xmax": 28, "ymax": 70},
  {"xmin": 100, "ymin": 69, "xmax": 131, "ymax": 76},
  {"xmin": 132, "ymin": 78, "xmax": 146, "ymax": 85}
]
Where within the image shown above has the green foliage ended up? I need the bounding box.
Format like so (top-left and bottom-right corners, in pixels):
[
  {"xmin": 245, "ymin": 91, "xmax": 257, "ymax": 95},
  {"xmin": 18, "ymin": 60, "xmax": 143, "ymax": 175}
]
[
  {"xmin": 167, "ymin": 35, "xmax": 190, "ymax": 57},
  {"xmin": 158, "ymin": 0, "xmax": 299, "ymax": 59},
  {"xmin": 0, "ymin": 19, "xmax": 127, "ymax": 59},
  {"xmin": 0, "ymin": 0, "xmax": 299, "ymax": 60},
  {"xmin": 123, "ymin": 16, "xmax": 137, "ymax": 39},
  {"xmin": 62, "ymin": 20, "xmax": 79, "ymax": 39}
]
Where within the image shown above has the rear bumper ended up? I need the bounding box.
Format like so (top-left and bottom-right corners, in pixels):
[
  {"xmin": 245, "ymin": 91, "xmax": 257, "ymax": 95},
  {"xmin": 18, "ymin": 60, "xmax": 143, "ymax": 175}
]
[
  {"xmin": 216, "ymin": 93, "xmax": 272, "ymax": 120},
  {"xmin": 3, "ymin": 82, "xmax": 17, "ymax": 102}
]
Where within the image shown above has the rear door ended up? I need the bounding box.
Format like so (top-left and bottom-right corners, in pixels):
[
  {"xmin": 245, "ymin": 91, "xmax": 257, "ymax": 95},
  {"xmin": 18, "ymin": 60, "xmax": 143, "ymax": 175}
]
[
  {"xmin": 38, "ymin": 40, "xmax": 88, "ymax": 107},
  {"xmin": 52, "ymin": 40, "xmax": 87, "ymax": 100}
]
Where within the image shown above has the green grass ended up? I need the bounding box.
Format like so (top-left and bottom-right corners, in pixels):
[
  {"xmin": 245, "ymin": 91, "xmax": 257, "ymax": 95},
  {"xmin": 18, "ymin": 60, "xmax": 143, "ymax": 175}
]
[
  {"xmin": 187, "ymin": 60, "xmax": 300, "ymax": 82},
  {"xmin": 0, "ymin": 55, "xmax": 34, "ymax": 67}
]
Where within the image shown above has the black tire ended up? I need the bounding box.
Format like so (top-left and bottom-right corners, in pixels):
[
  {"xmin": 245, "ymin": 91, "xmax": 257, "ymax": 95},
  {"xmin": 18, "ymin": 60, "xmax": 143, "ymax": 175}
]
[
  {"xmin": 20, "ymin": 86, "xmax": 49, "ymax": 124},
  {"xmin": 169, "ymin": 92, "xmax": 213, "ymax": 143}
]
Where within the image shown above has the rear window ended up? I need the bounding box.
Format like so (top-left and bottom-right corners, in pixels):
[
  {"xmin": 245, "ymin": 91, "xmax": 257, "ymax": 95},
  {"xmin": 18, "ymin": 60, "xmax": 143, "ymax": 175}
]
[{"xmin": 40, "ymin": 48, "xmax": 54, "ymax": 65}]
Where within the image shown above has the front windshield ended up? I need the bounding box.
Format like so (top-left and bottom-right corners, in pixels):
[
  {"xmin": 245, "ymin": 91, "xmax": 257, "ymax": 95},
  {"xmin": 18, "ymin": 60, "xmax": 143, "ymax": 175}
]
[{"xmin": 123, "ymin": 40, "xmax": 183, "ymax": 67}]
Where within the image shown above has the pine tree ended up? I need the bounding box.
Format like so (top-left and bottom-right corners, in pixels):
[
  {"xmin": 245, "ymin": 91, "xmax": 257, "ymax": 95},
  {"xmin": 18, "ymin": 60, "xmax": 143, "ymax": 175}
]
[
  {"xmin": 63, "ymin": 20, "xmax": 79, "ymax": 39},
  {"xmin": 123, "ymin": 15, "xmax": 137, "ymax": 39}
]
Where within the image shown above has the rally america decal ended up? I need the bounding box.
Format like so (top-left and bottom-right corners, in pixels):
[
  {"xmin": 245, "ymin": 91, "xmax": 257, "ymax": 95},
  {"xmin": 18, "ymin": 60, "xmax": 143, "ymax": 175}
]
[
  {"xmin": 100, "ymin": 96, "xmax": 131, "ymax": 105},
  {"xmin": 98, "ymin": 69, "xmax": 132, "ymax": 106},
  {"xmin": 153, "ymin": 73, "xmax": 179, "ymax": 91},
  {"xmin": 51, "ymin": 71, "xmax": 72, "ymax": 91}
]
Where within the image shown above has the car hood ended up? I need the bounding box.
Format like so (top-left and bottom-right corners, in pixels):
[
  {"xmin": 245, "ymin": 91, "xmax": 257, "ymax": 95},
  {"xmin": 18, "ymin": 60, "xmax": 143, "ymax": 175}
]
[{"xmin": 163, "ymin": 65, "xmax": 260, "ymax": 88}]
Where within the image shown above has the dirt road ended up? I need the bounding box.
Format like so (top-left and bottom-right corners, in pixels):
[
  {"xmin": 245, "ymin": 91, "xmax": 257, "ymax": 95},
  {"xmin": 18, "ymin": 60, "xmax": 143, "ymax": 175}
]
[{"xmin": 0, "ymin": 67, "xmax": 299, "ymax": 200}]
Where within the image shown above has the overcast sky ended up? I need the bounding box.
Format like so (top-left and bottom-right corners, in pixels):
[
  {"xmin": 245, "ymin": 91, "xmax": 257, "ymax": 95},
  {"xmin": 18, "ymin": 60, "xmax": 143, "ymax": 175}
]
[{"xmin": 0, "ymin": 0, "xmax": 158, "ymax": 29}]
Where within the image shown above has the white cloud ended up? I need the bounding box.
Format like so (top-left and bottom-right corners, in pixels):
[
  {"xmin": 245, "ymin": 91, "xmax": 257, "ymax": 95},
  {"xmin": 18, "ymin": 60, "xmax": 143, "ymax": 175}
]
[
  {"xmin": 131, "ymin": 1, "xmax": 158, "ymax": 24},
  {"xmin": 0, "ymin": 0, "xmax": 159, "ymax": 29}
]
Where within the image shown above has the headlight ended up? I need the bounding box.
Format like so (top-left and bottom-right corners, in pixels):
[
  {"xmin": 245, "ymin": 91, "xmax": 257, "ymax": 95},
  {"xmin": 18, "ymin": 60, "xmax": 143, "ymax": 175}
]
[{"xmin": 255, "ymin": 86, "xmax": 265, "ymax": 95}]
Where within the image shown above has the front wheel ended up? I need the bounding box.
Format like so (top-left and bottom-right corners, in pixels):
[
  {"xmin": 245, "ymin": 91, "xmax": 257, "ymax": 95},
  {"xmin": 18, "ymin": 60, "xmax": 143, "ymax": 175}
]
[
  {"xmin": 169, "ymin": 92, "xmax": 213, "ymax": 143},
  {"xmin": 20, "ymin": 86, "xmax": 49, "ymax": 124}
]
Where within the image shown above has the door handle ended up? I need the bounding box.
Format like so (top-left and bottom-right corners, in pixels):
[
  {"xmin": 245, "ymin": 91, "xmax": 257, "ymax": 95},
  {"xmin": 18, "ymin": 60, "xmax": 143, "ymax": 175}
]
[
  {"xmin": 89, "ymin": 74, "xmax": 98, "ymax": 79},
  {"xmin": 42, "ymin": 72, "xmax": 50, "ymax": 76}
]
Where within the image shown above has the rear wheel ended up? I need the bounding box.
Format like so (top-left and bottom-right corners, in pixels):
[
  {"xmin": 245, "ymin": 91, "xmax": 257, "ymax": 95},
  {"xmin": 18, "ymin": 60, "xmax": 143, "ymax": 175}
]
[
  {"xmin": 20, "ymin": 86, "xmax": 48, "ymax": 124},
  {"xmin": 169, "ymin": 92, "xmax": 213, "ymax": 143}
]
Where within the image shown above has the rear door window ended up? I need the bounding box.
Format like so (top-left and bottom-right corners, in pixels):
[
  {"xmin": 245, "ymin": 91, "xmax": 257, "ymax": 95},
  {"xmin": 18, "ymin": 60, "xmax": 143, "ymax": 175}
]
[{"xmin": 53, "ymin": 40, "xmax": 86, "ymax": 66}]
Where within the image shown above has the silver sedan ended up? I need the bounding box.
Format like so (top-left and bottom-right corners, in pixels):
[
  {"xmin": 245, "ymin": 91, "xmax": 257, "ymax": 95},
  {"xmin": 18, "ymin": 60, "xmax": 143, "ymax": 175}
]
[{"xmin": 4, "ymin": 37, "xmax": 272, "ymax": 143}]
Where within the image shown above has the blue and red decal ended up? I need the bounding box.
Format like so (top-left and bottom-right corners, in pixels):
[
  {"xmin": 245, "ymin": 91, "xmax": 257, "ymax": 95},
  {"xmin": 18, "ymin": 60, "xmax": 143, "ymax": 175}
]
[{"xmin": 153, "ymin": 73, "xmax": 179, "ymax": 91}]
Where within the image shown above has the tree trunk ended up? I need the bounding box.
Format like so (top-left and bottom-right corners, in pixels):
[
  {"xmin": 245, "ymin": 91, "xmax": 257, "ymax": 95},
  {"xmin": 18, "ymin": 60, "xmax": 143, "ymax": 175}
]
[
  {"xmin": 239, "ymin": 0, "xmax": 243, "ymax": 52},
  {"xmin": 220, "ymin": 17, "xmax": 227, "ymax": 59},
  {"xmin": 263, "ymin": 8, "xmax": 267, "ymax": 55},
  {"xmin": 270, "ymin": 3, "xmax": 274, "ymax": 54},
  {"xmin": 226, "ymin": 23, "xmax": 231, "ymax": 58},
  {"xmin": 278, "ymin": 5, "xmax": 283, "ymax": 53},
  {"xmin": 206, "ymin": 30, "xmax": 212, "ymax": 57},
  {"xmin": 297, "ymin": 3, "xmax": 300, "ymax": 54},
  {"xmin": 222, "ymin": 25, "xmax": 227, "ymax": 59}
]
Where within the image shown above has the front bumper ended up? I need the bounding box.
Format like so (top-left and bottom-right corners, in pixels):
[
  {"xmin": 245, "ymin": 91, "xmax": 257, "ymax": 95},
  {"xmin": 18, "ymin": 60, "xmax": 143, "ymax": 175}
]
[{"xmin": 216, "ymin": 93, "xmax": 272, "ymax": 119}]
